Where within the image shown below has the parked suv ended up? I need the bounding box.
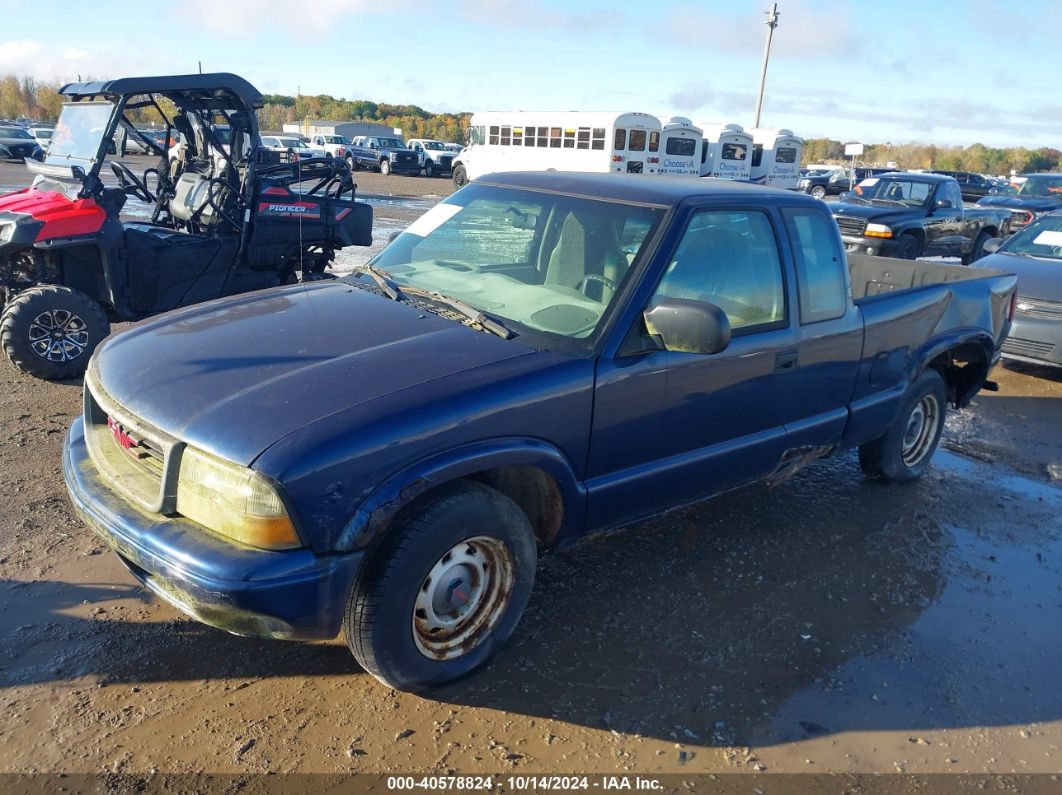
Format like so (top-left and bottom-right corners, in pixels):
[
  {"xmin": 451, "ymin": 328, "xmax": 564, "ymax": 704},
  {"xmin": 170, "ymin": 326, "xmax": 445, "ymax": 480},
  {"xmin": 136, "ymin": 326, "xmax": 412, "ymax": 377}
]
[{"xmin": 406, "ymin": 138, "xmax": 454, "ymax": 177}]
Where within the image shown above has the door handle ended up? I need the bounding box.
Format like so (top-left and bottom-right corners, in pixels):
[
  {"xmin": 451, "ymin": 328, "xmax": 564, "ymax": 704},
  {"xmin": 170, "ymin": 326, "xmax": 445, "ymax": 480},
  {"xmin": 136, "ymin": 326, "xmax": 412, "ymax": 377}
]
[{"xmin": 775, "ymin": 350, "xmax": 798, "ymax": 372}]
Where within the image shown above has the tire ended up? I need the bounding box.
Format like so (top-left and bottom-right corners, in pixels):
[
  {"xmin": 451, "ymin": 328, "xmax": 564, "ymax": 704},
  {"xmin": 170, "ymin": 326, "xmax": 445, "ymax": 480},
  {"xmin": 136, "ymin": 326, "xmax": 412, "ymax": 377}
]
[
  {"xmin": 346, "ymin": 156, "xmax": 358, "ymax": 172},
  {"xmin": 892, "ymin": 233, "xmax": 921, "ymax": 260},
  {"xmin": 424, "ymin": 160, "xmax": 436, "ymax": 178},
  {"xmin": 380, "ymin": 159, "xmax": 391, "ymax": 176},
  {"xmin": 345, "ymin": 480, "xmax": 537, "ymax": 692},
  {"xmin": 0, "ymin": 285, "xmax": 110, "ymax": 381},
  {"xmin": 859, "ymin": 368, "xmax": 947, "ymax": 482},
  {"xmin": 810, "ymin": 185, "xmax": 827, "ymax": 200},
  {"xmin": 962, "ymin": 230, "xmax": 991, "ymax": 266},
  {"xmin": 452, "ymin": 165, "xmax": 468, "ymax": 189}
]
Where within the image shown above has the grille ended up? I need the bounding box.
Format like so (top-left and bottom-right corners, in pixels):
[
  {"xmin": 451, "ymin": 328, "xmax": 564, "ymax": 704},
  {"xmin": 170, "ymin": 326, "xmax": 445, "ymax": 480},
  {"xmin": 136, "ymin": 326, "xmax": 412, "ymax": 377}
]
[
  {"xmin": 1002, "ymin": 337, "xmax": 1054, "ymax": 358},
  {"xmin": 395, "ymin": 153, "xmax": 415, "ymax": 163},
  {"xmin": 834, "ymin": 215, "xmax": 867, "ymax": 236},
  {"xmin": 1015, "ymin": 296, "xmax": 1062, "ymax": 319},
  {"xmin": 83, "ymin": 374, "xmax": 179, "ymax": 513},
  {"xmin": 439, "ymin": 155, "xmax": 453, "ymax": 168}
]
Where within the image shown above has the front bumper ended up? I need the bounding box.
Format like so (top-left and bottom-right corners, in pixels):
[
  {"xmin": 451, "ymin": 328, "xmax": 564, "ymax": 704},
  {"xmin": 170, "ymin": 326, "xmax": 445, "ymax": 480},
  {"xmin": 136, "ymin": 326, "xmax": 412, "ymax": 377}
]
[
  {"xmin": 1001, "ymin": 314, "xmax": 1062, "ymax": 368},
  {"xmin": 63, "ymin": 417, "xmax": 364, "ymax": 641},
  {"xmin": 841, "ymin": 235, "xmax": 896, "ymax": 256}
]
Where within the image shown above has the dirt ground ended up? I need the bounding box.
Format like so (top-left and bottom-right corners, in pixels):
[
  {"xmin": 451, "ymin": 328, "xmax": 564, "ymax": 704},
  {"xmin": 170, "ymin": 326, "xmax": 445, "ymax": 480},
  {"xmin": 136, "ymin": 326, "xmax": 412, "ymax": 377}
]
[{"xmin": 0, "ymin": 158, "xmax": 1060, "ymax": 777}]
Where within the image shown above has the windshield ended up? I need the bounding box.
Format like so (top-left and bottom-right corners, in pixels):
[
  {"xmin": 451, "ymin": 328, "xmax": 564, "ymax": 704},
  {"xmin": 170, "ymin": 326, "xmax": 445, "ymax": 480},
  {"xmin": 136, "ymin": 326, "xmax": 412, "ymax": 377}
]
[
  {"xmin": 45, "ymin": 102, "xmax": 114, "ymax": 165},
  {"xmin": 2, "ymin": 128, "xmax": 34, "ymax": 140},
  {"xmin": 378, "ymin": 137, "xmax": 404, "ymax": 148},
  {"xmin": 851, "ymin": 177, "xmax": 933, "ymax": 206},
  {"xmin": 278, "ymin": 137, "xmax": 306, "ymax": 148},
  {"xmin": 324, "ymin": 135, "xmax": 348, "ymax": 144},
  {"xmin": 422, "ymin": 140, "xmax": 446, "ymax": 150},
  {"xmin": 364, "ymin": 183, "xmax": 665, "ymax": 343},
  {"xmin": 1001, "ymin": 215, "xmax": 1062, "ymax": 260},
  {"xmin": 1016, "ymin": 175, "xmax": 1062, "ymax": 198},
  {"xmin": 33, "ymin": 130, "xmax": 52, "ymax": 140}
]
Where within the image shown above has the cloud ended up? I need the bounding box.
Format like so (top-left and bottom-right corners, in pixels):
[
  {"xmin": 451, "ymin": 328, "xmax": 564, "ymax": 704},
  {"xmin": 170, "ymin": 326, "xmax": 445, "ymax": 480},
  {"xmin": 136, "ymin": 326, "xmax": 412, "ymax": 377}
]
[
  {"xmin": 0, "ymin": 40, "xmax": 43, "ymax": 71},
  {"xmin": 62, "ymin": 48, "xmax": 88, "ymax": 60},
  {"xmin": 171, "ymin": 0, "xmax": 408, "ymax": 36},
  {"xmin": 456, "ymin": 0, "xmax": 626, "ymax": 32}
]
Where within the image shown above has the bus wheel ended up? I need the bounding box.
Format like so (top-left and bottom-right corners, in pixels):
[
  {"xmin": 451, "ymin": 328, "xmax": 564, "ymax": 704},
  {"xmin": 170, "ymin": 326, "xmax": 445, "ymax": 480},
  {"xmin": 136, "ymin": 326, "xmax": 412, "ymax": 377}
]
[{"xmin": 452, "ymin": 165, "xmax": 468, "ymax": 188}]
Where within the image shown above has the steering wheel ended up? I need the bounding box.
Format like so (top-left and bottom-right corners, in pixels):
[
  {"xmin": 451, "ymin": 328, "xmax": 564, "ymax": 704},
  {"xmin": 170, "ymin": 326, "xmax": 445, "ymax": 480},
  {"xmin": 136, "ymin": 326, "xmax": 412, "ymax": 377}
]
[
  {"xmin": 575, "ymin": 273, "xmax": 617, "ymax": 300},
  {"xmin": 110, "ymin": 161, "xmax": 154, "ymax": 203}
]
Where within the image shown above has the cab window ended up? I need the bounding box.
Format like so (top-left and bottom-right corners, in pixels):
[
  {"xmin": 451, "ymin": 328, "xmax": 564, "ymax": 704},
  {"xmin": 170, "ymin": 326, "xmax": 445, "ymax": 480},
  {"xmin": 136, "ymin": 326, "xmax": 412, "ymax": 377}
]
[
  {"xmin": 651, "ymin": 210, "xmax": 786, "ymax": 333},
  {"xmin": 781, "ymin": 208, "xmax": 848, "ymax": 323}
]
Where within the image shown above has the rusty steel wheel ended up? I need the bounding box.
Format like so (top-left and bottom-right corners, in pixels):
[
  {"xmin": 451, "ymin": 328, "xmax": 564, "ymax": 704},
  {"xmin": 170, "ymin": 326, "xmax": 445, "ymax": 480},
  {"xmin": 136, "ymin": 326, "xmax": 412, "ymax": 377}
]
[{"xmin": 412, "ymin": 536, "xmax": 515, "ymax": 660}]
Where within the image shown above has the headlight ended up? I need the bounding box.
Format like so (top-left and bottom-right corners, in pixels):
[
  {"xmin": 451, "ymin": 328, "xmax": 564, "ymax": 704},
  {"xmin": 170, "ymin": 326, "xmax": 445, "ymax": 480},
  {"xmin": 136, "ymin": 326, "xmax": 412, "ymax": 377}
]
[
  {"xmin": 865, "ymin": 223, "xmax": 893, "ymax": 238},
  {"xmin": 0, "ymin": 222, "xmax": 13, "ymax": 244},
  {"xmin": 176, "ymin": 447, "xmax": 301, "ymax": 550}
]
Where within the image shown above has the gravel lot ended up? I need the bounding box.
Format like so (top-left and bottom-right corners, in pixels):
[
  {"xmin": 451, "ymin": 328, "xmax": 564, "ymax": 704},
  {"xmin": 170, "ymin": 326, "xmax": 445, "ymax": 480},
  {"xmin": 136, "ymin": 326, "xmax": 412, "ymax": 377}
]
[{"xmin": 1, "ymin": 157, "xmax": 1060, "ymax": 778}]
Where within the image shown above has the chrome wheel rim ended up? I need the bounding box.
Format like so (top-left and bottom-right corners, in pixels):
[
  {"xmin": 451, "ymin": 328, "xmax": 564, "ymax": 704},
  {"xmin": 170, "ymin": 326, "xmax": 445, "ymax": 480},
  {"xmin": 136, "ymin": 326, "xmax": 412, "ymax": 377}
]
[
  {"xmin": 412, "ymin": 536, "xmax": 514, "ymax": 660},
  {"xmin": 901, "ymin": 394, "xmax": 940, "ymax": 467},
  {"xmin": 28, "ymin": 309, "xmax": 89, "ymax": 363}
]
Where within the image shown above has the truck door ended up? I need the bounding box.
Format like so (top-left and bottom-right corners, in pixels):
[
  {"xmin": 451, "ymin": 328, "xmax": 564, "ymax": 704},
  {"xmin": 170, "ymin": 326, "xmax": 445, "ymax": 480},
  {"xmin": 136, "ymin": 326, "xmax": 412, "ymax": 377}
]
[
  {"xmin": 927, "ymin": 180, "xmax": 965, "ymax": 254},
  {"xmin": 585, "ymin": 206, "xmax": 796, "ymax": 531}
]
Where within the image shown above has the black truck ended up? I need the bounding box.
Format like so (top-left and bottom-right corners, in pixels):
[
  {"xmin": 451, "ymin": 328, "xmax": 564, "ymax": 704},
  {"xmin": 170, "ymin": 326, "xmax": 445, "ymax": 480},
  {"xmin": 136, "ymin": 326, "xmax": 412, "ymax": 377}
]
[{"xmin": 832, "ymin": 172, "xmax": 1011, "ymax": 263}]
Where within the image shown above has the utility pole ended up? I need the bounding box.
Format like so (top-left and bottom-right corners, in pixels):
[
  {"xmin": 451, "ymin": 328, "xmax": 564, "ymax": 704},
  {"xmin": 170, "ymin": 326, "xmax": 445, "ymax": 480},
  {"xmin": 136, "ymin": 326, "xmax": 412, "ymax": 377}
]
[{"xmin": 753, "ymin": 2, "xmax": 780, "ymax": 128}]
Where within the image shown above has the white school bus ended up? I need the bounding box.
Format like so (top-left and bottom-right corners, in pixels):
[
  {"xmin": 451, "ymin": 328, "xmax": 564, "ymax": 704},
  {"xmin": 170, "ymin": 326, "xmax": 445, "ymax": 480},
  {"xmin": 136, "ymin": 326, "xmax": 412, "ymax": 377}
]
[
  {"xmin": 697, "ymin": 122, "xmax": 753, "ymax": 180},
  {"xmin": 452, "ymin": 111, "xmax": 664, "ymax": 187},
  {"xmin": 657, "ymin": 117, "xmax": 702, "ymax": 177},
  {"xmin": 748, "ymin": 128, "xmax": 804, "ymax": 189}
]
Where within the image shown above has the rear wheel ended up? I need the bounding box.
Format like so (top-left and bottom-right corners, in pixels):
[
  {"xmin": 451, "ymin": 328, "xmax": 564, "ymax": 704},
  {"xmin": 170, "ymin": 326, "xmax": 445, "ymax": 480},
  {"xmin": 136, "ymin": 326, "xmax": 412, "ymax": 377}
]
[
  {"xmin": 380, "ymin": 159, "xmax": 391, "ymax": 176},
  {"xmin": 345, "ymin": 481, "xmax": 537, "ymax": 692},
  {"xmin": 892, "ymin": 233, "xmax": 921, "ymax": 260},
  {"xmin": 962, "ymin": 230, "xmax": 991, "ymax": 265},
  {"xmin": 452, "ymin": 165, "xmax": 468, "ymax": 188},
  {"xmin": 859, "ymin": 369, "xmax": 947, "ymax": 482},
  {"xmin": 0, "ymin": 285, "xmax": 110, "ymax": 380},
  {"xmin": 810, "ymin": 185, "xmax": 827, "ymax": 200}
]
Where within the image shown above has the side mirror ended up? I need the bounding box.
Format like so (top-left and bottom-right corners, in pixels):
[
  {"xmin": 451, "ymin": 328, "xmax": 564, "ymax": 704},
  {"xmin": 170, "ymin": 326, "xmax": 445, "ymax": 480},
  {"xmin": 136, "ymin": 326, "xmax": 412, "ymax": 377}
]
[
  {"xmin": 982, "ymin": 237, "xmax": 1003, "ymax": 254},
  {"xmin": 644, "ymin": 298, "xmax": 731, "ymax": 355},
  {"xmin": 935, "ymin": 199, "xmax": 953, "ymax": 209}
]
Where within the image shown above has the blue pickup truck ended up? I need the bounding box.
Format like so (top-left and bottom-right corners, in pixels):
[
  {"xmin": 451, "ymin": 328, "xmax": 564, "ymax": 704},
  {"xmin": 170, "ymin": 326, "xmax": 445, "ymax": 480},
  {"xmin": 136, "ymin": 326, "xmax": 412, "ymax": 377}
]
[{"xmin": 63, "ymin": 172, "xmax": 1017, "ymax": 692}]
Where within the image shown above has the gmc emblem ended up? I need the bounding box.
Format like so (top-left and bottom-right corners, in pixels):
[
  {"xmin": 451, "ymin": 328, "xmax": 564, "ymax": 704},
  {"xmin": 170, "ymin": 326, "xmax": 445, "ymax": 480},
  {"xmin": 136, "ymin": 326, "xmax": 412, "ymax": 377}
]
[{"xmin": 107, "ymin": 416, "xmax": 139, "ymax": 450}]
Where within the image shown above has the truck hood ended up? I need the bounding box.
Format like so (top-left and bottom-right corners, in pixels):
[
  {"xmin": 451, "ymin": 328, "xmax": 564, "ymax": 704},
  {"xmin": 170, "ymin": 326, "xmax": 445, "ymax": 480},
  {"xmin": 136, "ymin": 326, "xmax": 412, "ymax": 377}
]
[
  {"xmin": 89, "ymin": 282, "xmax": 535, "ymax": 466},
  {"xmin": 977, "ymin": 195, "xmax": 1062, "ymax": 213},
  {"xmin": 831, "ymin": 202, "xmax": 927, "ymax": 224}
]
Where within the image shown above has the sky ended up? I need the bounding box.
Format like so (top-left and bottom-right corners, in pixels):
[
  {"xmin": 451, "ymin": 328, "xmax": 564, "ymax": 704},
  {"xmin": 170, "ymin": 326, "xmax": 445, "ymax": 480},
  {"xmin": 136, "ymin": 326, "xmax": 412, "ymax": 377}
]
[{"xmin": 1, "ymin": 0, "xmax": 1059, "ymax": 149}]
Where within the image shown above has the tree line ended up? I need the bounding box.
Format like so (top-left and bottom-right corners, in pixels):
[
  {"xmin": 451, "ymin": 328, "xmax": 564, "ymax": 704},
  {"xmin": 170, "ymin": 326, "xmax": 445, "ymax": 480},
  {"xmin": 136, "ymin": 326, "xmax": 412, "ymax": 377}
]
[
  {"xmin": 4, "ymin": 74, "xmax": 1056, "ymax": 168},
  {"xmin": 803, "ymin": 137, "xmax": 1061, "ymax": 175}
]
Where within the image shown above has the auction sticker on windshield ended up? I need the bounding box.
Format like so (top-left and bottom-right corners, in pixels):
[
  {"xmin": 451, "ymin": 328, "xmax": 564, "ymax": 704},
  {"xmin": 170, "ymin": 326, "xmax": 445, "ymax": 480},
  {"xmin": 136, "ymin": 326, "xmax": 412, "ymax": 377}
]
[
  {"xmin": 1033, "ymin": 230, "xmax": 1062, "ymax": 247},
  {"xmin": 403, "ymin": 204, "xmax": 462, "ymax": 238},
  {"xmin": 857, "ymin": 178, "xmax": 879, "ymax": 187}
]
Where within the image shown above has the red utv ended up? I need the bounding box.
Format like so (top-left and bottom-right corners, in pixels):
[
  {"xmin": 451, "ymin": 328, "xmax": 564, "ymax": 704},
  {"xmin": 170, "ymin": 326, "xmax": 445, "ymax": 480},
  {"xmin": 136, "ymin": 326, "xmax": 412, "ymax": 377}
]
[{"xmin": 0, "ymin": 73, "xmax": 373, "ymax": 380}]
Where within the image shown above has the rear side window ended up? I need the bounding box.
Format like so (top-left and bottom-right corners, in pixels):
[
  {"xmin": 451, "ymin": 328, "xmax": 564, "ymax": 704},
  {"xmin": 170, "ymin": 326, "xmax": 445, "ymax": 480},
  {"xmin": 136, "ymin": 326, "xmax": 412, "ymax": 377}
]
[
  {"xmin": 782, "ymin": 208, "xmax": 848, "ymax": 323},
  {"xmin": 751, "ymin": 143, "xmax": 764, "ymax": 167}
]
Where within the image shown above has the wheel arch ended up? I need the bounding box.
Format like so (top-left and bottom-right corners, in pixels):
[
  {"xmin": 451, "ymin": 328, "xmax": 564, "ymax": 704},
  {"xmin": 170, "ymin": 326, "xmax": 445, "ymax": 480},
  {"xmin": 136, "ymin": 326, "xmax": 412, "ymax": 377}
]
[
  {"xmin": 915, "ymin": 330, "xmax": 994, "ymax": 408},
  {"xmin": 337, "ymin": 438, "xmax": 586, "ymax": 553}
]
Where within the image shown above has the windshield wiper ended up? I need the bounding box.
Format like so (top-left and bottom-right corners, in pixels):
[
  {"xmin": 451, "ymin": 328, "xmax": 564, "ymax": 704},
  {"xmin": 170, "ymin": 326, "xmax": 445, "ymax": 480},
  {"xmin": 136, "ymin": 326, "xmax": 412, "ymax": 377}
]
[
  {"xmin": 354, "ymin": 264, "xmax": 401, "ymax": 300},
  {"xmin": 403, "ymin": 287, "xmax": 514, "ymax": 340}
]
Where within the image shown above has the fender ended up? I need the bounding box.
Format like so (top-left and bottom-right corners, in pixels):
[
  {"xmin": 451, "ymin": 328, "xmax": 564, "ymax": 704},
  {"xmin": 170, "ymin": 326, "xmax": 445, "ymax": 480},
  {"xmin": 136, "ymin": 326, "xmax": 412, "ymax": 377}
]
[
  {"xmin": 337, "ymin": 437, "xmax": 587, "ymax": 552},
  {"xmin": 912, "ymin": 327, "xmax": 996, "ymax": 408}
]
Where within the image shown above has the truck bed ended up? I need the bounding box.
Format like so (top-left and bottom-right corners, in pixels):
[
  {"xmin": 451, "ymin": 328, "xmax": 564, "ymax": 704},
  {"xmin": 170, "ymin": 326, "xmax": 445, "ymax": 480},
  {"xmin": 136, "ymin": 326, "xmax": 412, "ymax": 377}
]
[{"xmin": 848, "ymin": 253, "xmax": 1009, "ymax": 301}]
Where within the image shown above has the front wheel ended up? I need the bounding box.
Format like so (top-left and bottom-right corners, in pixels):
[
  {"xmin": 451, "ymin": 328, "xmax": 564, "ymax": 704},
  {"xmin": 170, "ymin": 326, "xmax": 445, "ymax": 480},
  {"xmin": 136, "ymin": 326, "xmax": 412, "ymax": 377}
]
[
  {"xmin": 859, "ymin": 369, "xmax": 947, "ymax": 482},
  {"xmin": 962, "ymin": 230, "xmax": 991, "ymax": 265},
  {"xmin": 345, "ymin": 481, "xmax": 537, "ymax": 692},
  {"xmin": 424, "ymin": 160, "xmax": 436, "ymax": 178},
  {"xmin": 0, "ymin": 285, "xmax": 110, "ymax": 380},
  {"xmin": 380, "ymin": 159, "xmax": 391, "ymax": 176},
  {"xmin": 892, "ymin": 233, "xmax": 921, "ymax": 260},
  {"xmin": 810, "ymin": 185, "xmax": 827, "ymax": 200},
  {"xmin": 346, "ymin": 156, "xmax": 358, "ymax": 172},
  {"xmin": 452, "ymin": 164, "xmax": 468, "ymax": 188}
]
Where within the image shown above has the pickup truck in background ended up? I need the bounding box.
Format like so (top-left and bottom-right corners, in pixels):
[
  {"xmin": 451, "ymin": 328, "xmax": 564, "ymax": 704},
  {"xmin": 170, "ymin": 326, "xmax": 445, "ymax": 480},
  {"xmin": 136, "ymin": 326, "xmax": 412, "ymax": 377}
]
[
  {"xmin": 976, "ymin": 173, "xmax": 1062, "ymax": 234},
  {"xmin": 308, "ymin": 133, "xmax": 378, "ymax": 172},
  {"xmin": 407, "ymin": 138, "xmax": 455, "ymax": 177},
  {"xmin": 832, "ymin": 171, "xmax": 1011, "ymax": 263},
  {"xmin": 350, "ymin": 134, "xmax": 421, "ymax": 176},
  {"xmin": 64, "ymin": 172, "xmax": 1017, "ymax": 692},
  {"xmin": 926, "ymin": 170, "xmax": 996, "ymax": 203}
]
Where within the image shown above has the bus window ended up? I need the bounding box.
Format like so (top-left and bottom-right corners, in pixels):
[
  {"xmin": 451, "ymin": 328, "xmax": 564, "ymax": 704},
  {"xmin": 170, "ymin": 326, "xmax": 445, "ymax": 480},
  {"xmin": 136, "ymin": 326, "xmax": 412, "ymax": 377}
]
[
  {"xmin": 489, "ymin": 125, "xmax": 500, "ymax": 145},
  {"xmin": 513, "ymin": 128, "xmax": 523, "ymax": 145},
  {"xmin": 751, "ymin": 143, "xmax": 764, "ymax": 167},
  {"xmin": 614, "ymin": 128, "xmax": 627, "ymax": 150},
  {"xmin": 722, "ymin": 143, "xmax": 747, "ymax": 160},
  {"xmin": 537, "ymin": 128, "xmax": 548, "ymax": 147},
  {"xmin": 524, "ymin": 127, "xmax": 536, "ymax": 146},
  {"xmin": 775, "ymin": 146, "xmax": 797, "ymax": 164},
  {"xmin": 665, "ymin": 137, "xmax": 697, "ymax": 156},
  {"xmin": 469, "ymin": 126, "xmax": 485, "ymax": 145},
  {"xmin": 592, "ymin": 128, "xmax": 605, "ymax": 150},
  {"xmin": 550, "ymin": 127, "xmax": 562, "ymax": 148},
  {"xmin": 649, "ymin": 131, "xmax": 660, "ymax": 152},
  {"xmin": 500, "ymin": 126, "xmax": 512, "ymax": 145},
  {"xmin": 629, "ymin": 130, "xmax": 647, "ymax": 152},
  {"xmin": 577, "ymin": 128, "xmax": 590, "ymax": 149},
  {"xmin": 563, "ymin": 128, "xmax": 576, "ymax": 148}
]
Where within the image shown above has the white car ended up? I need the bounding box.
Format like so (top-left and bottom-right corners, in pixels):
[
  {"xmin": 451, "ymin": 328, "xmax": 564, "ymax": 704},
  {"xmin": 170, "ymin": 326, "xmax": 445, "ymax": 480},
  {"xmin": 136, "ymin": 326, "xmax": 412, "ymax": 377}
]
[{"xmin": 260, "ymin": 135, "xmax": 327, "ymax": 161}]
